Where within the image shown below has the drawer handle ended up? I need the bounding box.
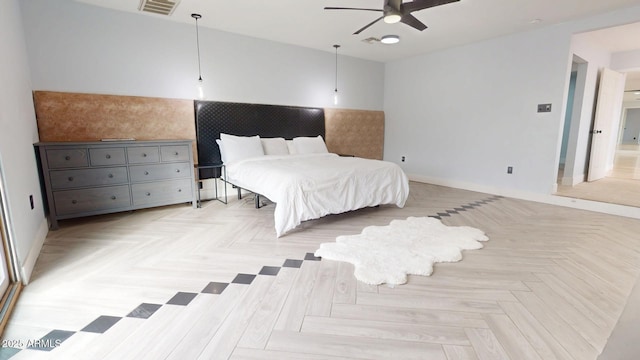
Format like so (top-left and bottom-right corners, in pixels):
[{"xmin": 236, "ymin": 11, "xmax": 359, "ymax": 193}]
[
  {"xmin": 144, "ymin": 171, "xmax": 149, "ymax": 175},
  {"xmin": 65, "ymin": 156, "xmax": 71, "ymax": 161},
  {"xmin": 108, "ymin": 174, "xmax": 114, "ymax": 178},
  {"xmin": 68, "ymin": 176, "xmax": 74, "ymax": 182},
  {"xmin": 176, "ymin": 169, "xmax": 180, "ymax": 173},
  {"xmin": 106, "ymin": 154, "xmax": 111, "ymax": 159},
  {"xmin": 174, "ymin": 152, "xmax": 179, "ymax": 156},
  {"xmin": 142, "ymin": 153, "xmax": 147, "ymax": 157},
  {"xmin": 146, "ymin": 192, "xmax": 151, "ymax": 196},
  {"xmin": 111, "ymin": 196, "xmax": 116, "ymax": 200},
  {"xmin": 71, "ymin": 200, "xmax": 77, "ymax": 204},
  {"xmin": 178, "ymin": 189, "xmax": 182, "ymax": 192}
]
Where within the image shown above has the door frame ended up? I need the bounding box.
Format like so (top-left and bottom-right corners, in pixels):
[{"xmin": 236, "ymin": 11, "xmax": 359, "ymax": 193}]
[
  {"xmin": 559, "ymin": 56, "xmax": 589, "ymax": 186},
  {"xmin": 0, "ymin": 160, "xmax": 23, "ymax": 337}
]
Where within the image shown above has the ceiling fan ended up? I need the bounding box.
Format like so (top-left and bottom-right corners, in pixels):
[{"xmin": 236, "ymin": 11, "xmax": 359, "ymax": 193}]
[{"xmin": 325, "ymin": 0, "xmax": 460, "ymax": 35}]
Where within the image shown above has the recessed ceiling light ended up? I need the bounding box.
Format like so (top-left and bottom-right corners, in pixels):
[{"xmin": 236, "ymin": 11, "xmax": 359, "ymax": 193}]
[{"xmin": 381, "ymin": 35, "xmax": 400, "ymax": 44}]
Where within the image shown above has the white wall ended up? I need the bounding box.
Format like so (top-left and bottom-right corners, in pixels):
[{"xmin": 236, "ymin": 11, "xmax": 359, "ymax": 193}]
[
  {"xmin": 20, "ymin": 0, "xmax": 384, "ymax": 111},
  {"xmin": 384, "ymin": 5, "xmax": 640, "ymax": 196},
  {"xmin": 385, "ymin": 26, "xmax": 570, "ymax": 194},
  {"xmin": 612, "ymin": 49, "xmax": 640, "ymax": 71},
  {"xmin": 0, "ymin": 0, "xmax": 49, "ymax": 282}
]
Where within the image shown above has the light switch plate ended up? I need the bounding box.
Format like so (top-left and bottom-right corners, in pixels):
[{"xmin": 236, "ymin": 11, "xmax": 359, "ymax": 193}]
[{"xmin": 537, "ymin": 103, "xmax": 552, "ymax": 113}]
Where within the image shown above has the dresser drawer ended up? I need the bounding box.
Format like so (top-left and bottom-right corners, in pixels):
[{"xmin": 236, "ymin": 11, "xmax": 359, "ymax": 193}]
[
  {"xmin": 49, "ymin": 167, "xmax": 128, "ymax": 190},
  {"xmin": 160, "ymin": 145, "xmax": 190, "ymax": 162},
  {"xmin": 129, "ymin": 162, "xmax": 190, "ymax": 182},
  {"xmin": 127, "ymin": 146, "xmax": 160, "ymax": 164},
  {"xmin": 53, "ymin": 185, "xmax": 131, "ymax": 215},
  {"xmin": 132, "ymin": 179, "xmax": 192, "ymax": 206},
  {"xmin": 46, "ymin": 148, "xmax": 89, "ymax": 169},
  {"xmin": 90, "ymin": 148, "xmax": 126, "ymax": 166}
]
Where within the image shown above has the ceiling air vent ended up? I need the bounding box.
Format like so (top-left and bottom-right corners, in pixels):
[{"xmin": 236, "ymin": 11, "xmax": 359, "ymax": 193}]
[{"xmin": 138, "ymin": 0, "xmax": 181, "ymax": 16}]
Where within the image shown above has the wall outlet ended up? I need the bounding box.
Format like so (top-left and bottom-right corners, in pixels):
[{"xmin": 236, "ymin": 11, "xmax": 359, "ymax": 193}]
[
  {"xmin": 507, "ymin": 166, "xmax": 513, "ymax": 174},
  {"xmin": 29, "ymin": 194, "xmax": 34, "ymax": 209},
  {"xmin": 401, "ymin": 156, "xmax": 406, "ymax": 162}
]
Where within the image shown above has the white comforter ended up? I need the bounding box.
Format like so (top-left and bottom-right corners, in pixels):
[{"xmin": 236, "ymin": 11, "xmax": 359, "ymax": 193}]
[{"xmin": 225, "ymin": 153, "xmax": 409, "ymax": 237}]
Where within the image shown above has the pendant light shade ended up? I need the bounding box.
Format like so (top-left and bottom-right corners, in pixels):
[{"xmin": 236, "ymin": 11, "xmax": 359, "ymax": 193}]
[
  {"xmin": 191, "ymin": 13, "xmax": 204, "ymax": 99},
  {"xmin": 333, "ymin": 44, "xmax": 340, "ymax": 105}
]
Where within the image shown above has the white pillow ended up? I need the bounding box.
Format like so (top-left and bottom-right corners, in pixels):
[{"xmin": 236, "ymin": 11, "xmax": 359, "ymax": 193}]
[
  {"xmin": 219, "ymin": 133, "xmax": 264, "ymax": 164},
  {"xmin": 286, "ymin": 140, "xmax": 297, "ymax": 155},
  {"xmin": 293, "ymin": 135, "xmax": 328, "ymax": 154},
  {"xmin": 216, "ymin": 139, "xmax": 227, "ymax": 163},
  {"xmin": 261, "ymin": 137, "xmax": 289, "ymax": 155}
]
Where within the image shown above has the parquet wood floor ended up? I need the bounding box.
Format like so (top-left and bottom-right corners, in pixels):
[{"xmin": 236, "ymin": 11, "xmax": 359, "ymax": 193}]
[{"xmin": 3, "ymin": 181, "xmax": 640, "ymax": 359}]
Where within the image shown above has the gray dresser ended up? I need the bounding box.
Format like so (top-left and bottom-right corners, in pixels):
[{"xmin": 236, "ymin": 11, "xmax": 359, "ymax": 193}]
[{"xmin": 35, "ymin": 140, "xmax": 197, "ymax": 229}]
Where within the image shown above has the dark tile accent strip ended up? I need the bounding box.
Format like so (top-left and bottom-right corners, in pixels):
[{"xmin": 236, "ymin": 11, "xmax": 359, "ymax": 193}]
[
  {"xmin": 81, "ymin": 315, "xmax": 121, "ymax": 333},
  {"xmin": 28, "ymin": 329, "xmax": 75, "ymax": 351},
  {"xmin": 167, "ymin": 292, "xmax": 198, "ymax": 306},
  {"xmin": 232, "ymin": 273, "xmax": 256, "ymax": 284},
  {"xmin": 304, "ymin": 253, "xmax": 321, "ymax": 261},
  {"xmin": 258, "ymin": 266, "xmax": 281, "ymax": 276},
  {"xmin": 127, "ymin": 303, "xmax": 162, "ymax": 319},
  {"xmin": 0, "ymin": 347, "xmax": 21, "ymax": 358},
  {"xmin": 202, "ymin": 282, "xmax": 229, "ymax": 294},
  {"xmin": 283, "ymin": 259, "xmax": 303, "ymax": 268},
  {"xmin": 427, "ymin": 195, "xmax": 503, "ymax": 220}
]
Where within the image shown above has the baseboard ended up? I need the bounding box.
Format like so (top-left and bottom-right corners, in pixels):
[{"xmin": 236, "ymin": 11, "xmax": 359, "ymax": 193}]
[
  {"xmin": 408, "ymin": 174, "xmax": 640, "ymax": 221},
  {"xmin": 20, "ymin": 218, "xmax": 48, "ymax": 285}
]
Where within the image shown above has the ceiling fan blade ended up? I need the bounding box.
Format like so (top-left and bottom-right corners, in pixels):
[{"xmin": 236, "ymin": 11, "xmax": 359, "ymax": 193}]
[
  {"xmin": 353, "ymin": 16, "xmax": 384, "ymax": 35},
  {"xmin": 400, "ymin": 13, "xmax": 427, "ymax": 31},
  {"xmin": 403, "ymin": 0, "xmax": 459, "ymax": 13},
  {"xmin": 324, "ymin": 7, "xmax": 383, "ymax": 12}
]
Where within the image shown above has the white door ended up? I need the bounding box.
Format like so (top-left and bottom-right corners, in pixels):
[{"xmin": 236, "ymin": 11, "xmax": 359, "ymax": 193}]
[{"xmin": 587, "ymin": 68, "xmax": 626, "ymax": 182}]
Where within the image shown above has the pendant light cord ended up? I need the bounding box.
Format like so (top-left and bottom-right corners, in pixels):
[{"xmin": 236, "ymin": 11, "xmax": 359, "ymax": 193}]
[
  {"xmin": 334, "ymin": 44, "xmax": 340, "ymax": 93},
  {"xmin": 192, "ymin": 14, "xmax": 203, "ymax": 81}
]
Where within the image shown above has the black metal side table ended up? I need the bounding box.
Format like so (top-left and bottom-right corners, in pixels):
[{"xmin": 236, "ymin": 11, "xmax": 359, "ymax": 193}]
[{"xmin": 194, "ymin": 164, "xmax": 227, "ymax": 207}]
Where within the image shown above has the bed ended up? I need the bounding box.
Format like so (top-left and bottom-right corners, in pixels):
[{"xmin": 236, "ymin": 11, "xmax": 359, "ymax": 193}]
[{"xmin": 194, "ymin": 101, "xmax": 409, "ymax": 237}]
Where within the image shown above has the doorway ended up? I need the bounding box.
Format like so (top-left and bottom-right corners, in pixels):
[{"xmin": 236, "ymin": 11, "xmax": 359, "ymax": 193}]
[
  {"xmin": 558, "ymin": 56, "xmax": 588, "ymax": 186},
  {"xmin": 555, "ymin": 71, "xmax": 640, "ymax": 207}
]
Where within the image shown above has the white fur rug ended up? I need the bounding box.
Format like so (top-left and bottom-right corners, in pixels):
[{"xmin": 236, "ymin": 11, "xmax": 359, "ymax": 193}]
[{"xmin": 314, "ymin": 217, "xmax": 488, "ymax": 286}]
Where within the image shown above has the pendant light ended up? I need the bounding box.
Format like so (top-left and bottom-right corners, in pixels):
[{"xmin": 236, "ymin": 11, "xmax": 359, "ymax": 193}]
[
  {"xmin": 191, "ymin": 13, "xmax": 204, "ymax": 99},
  {"xmin": 333, "ymin": 44, "xmax": 340, "ymax": 105}
]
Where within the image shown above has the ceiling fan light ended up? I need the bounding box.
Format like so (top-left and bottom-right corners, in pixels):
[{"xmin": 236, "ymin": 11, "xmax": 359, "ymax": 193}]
[
  {"xmin": 381, "ymin": 35, "xmax": 400, "ymax": 44},
  {"xmin": 383, "ymin": 13, "xmax": 401, "ymax": 24}
]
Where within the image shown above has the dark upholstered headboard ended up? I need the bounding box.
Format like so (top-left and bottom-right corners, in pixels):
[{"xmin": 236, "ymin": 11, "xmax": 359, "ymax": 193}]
[{"xmin": 194, "ymin": 100, "xmax": 325, "ymax": 179}]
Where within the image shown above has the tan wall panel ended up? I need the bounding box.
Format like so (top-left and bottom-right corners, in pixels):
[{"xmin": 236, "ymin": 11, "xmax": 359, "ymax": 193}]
[
  {"xmin": 324, "ymin": 108, "xmax": 384, "ymax": 160},
  {"xmin": 33, "ymin": 91, "xmax": 198, "ymax": 162},
  {"xmin": 33, "ymin": 92, "xmax": 385, "ymax": 164}
]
